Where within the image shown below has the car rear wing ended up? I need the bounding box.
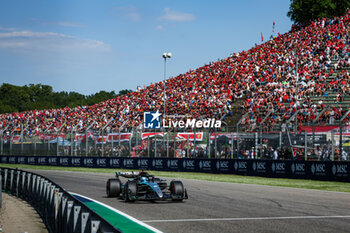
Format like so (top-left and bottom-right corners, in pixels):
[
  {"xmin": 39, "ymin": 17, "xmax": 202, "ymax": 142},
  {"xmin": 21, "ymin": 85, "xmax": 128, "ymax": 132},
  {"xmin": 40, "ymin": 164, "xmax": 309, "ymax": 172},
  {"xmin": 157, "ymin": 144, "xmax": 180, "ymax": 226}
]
[{"xmin": 116, "ymin": 171, "xmax": 140, "ymax": 178}]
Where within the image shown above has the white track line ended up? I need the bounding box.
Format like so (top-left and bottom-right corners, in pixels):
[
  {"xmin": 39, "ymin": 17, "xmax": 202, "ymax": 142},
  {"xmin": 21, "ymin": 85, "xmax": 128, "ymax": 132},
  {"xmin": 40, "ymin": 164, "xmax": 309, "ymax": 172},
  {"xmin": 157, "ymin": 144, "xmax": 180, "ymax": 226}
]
[
  {"xmin": 142, "ymin": 215, "xmax": 350, "ymax": 223},
  {"xmin": 181, "ymin": 178, "xmax": 350, "ymax": 195},
  {"xmin": 70, "ymin": 192, "xmax": 163, "ymax": 233}
]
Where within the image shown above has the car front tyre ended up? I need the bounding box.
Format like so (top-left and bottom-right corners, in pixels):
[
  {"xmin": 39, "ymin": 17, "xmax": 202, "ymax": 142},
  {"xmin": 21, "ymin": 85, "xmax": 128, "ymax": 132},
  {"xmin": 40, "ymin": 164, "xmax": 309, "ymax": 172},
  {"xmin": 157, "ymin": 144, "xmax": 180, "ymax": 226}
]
[
  {"xmin": 170, "ymin": 180, "xmax": 184, "ymax": 202},
  {"xmin": 106, "ymin": 178, "xmax": 121, "ymax": 198}
]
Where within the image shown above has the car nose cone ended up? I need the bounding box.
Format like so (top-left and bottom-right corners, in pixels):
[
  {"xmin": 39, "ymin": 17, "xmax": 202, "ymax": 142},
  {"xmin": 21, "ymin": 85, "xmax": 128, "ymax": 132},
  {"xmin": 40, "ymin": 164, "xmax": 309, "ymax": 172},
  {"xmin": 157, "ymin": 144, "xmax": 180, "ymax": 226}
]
[{"xmin": 151, "ymin": 183, "xmax": 163, "ymax": 198}]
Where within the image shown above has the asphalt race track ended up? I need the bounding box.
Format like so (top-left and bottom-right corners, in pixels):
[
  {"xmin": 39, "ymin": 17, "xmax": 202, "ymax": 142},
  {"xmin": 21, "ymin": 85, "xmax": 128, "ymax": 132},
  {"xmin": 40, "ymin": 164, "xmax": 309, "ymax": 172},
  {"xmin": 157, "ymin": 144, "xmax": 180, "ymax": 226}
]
[{"xmin": 30, "ymin": 170, "xmax": 350, "ymax": 233}]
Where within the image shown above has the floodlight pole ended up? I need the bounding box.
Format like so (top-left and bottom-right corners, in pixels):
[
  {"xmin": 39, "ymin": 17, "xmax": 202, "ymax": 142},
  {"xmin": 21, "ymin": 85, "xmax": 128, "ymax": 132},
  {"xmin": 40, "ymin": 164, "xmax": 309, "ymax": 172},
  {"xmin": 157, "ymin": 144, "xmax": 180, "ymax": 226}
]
[
  {"xmin": 164, "ymin": 56, "xmax": 166, "ymax": 116},
  {"xmin": 162, "ymin": 52, "xmax": 172, "ymax": 116}
]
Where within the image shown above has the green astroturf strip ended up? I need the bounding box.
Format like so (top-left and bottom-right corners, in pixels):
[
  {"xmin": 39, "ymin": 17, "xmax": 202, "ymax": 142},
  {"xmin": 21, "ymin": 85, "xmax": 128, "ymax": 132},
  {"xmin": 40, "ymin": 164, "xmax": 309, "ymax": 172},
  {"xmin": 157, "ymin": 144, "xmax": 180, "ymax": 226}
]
[
  {"xmin": 84, "ymin": 202, "xmax": 155, "ymax": 233},
  {"xmin": 73, "ymin": 195, "xmax": 156, "ymax": 233}
]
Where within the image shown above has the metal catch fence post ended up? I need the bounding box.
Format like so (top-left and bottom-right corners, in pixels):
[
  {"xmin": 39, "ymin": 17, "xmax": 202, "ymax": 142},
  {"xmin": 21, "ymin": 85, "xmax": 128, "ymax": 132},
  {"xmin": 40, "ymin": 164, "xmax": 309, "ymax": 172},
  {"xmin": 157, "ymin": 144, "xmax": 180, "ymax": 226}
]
[
  {"xmin": 61, "ymin": 196, "xmax": 68, "ymax": 232},
  {"xmin": 41, "ymin": 180, "xmax": 48, "ymax": 215},
  {"xmin": 187, "ymin": 134, "xmax": 189, "ymax": 158},
  {"xmin": 16, "ymin": 170, "xmax": 20, "ymax": 197},
  {"xmin": 173, "ymin": 132, "xmax": 176, "ymax": 158},
  {"xmin": 154, "ymin": 129, "xmax": 157, "ymax": 157},
  {"xmin": 46, "ymin": 183, "xmax": 54, "ymax": 226},
  {"xmin": 61, "ymin": 197, "xmax": 68, "ymax": 233},
  {"xmin": 166, "ymin": 131, "xmax": 169, "ymax": 158},
  {"xmin": 4, "ymin": 169, "xmax": 8, "ymax": 192},
  {"xmin": 0, "ymin": 133, "xmax": 3, "ymax": 155},
  {"xmin": 0, "ymin": 171, "xmax": 2, "ymax": 209},
  {"xmin": 214, "ymin": 129, "xmax": 217, "ymax": 158},
  {"xmin": 66, "ymin": 200, "xmax": 74, "ymax": 232},
  {"xmin": 9, "ymin": 170, "xmax": 14, "ymax": 193},
  {"xmin": 231, "ymin": 133, "xmax": 234, "ymax": 159},
  {"xmin": 148, "ymin": 136, "xmax": 150, "ymax": 157},
  {"xmin": 30, "ymin": 174, "xmax": 36, "ymax": 203},
  {"xmin": 26, "ymin": 173, "xmax": 31, "ymax": 201},
  {"xmin": 208, "ymin": 131, "xmax": 211, "ymax": 159},
  {"xmin": 55, "ymin": 191, "xmax": 63, "ymax": 232},
  {"xmin": 37, "ymin": 177, "xmax": 42, "ymax": 204},
  {"xmin": 21, "ymin": 172, "xmax": 26, "ymax": 199}
]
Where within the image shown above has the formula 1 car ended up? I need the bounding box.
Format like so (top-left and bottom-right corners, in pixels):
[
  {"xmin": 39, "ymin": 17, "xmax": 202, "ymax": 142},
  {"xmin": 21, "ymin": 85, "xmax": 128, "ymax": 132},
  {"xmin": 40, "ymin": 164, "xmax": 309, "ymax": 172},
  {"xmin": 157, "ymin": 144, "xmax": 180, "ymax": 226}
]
[{"xmin": 106, "ymin": 171, "xmax": 188, "ymax": 202}]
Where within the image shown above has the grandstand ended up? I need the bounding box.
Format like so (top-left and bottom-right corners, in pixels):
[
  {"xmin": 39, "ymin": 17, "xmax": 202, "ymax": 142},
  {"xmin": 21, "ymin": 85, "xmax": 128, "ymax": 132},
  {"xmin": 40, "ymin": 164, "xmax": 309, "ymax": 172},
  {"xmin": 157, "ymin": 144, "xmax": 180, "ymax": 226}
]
[{"xmin": 0, "ymin": 11, "xmax": 350, "ymax": 160}]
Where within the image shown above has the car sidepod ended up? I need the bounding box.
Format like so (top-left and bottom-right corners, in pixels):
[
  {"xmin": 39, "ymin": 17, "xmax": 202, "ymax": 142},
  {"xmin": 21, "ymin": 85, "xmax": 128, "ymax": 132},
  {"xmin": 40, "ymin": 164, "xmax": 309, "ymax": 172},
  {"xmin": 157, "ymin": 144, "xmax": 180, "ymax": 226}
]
[{"xmin": 124, "ymin": 180, "xmax": 137, "ymax": 202}]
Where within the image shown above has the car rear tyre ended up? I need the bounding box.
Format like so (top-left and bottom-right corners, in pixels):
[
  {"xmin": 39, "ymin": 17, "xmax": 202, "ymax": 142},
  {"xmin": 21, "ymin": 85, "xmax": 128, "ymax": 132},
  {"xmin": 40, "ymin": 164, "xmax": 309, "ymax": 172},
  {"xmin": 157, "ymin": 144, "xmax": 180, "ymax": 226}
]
[
  {"xmin": 170, "ymin": 180, "xmax": 184, "ymax": 201},
  {"xmin": 106, "ymin": 178, "xmax": 121, "ymax": 198}
]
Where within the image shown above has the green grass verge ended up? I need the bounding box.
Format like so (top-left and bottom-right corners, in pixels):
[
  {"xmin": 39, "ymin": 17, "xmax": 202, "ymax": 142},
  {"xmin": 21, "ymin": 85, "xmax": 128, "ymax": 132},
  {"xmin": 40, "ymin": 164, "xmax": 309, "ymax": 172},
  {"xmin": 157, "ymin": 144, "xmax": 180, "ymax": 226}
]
[{"xmin": 1, "ymin": 163, "xmax": 350, "ymax": 193}]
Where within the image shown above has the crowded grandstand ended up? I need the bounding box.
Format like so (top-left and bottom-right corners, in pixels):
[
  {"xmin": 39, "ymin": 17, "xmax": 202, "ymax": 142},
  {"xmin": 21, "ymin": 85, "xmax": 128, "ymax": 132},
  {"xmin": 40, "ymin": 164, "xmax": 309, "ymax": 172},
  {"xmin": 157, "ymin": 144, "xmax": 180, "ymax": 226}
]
[{"xmin": 0, "ymin": 11, "xmax": 350, "ymax": 160}]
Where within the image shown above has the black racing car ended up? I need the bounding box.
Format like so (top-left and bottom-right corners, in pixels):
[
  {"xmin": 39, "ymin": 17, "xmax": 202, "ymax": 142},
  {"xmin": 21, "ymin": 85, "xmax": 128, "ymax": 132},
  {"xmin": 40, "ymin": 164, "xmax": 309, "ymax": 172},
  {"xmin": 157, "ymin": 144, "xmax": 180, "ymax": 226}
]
[{"xmin": 106, "ymin": 171, "xmax": 188, "ymax": 202}]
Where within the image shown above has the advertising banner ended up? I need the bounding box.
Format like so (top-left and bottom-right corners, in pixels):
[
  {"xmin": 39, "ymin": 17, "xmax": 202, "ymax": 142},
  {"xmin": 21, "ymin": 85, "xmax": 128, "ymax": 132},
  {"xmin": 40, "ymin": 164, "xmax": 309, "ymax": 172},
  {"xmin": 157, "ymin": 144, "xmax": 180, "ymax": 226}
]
[
  {"xmin": 177, "ymin": 133, "xmax": 203, "ymax": 141},
  {"xmin": 215, "ymin": 159, "xmax": 234, "ymax": 174},
  {"xmin": 107, "ymin": 133, "xmax": 133, "ymax": 142},
  {"xmin": 96, "ymin": 136, "xmax": 108, "ymax": 144},
  {"xmin": 299, "ymin": 126, "xmax": 338, "ymax": 133},
  {"xmin": 141, "ymin": 132, "xmax": 166, "ymax": 140},
  {"xmin": 75, "ymin": 132, "xmax": 94, "ymax": 142},
  {"xmin": 1, "ymin": 155, "xmax": 349, "ymax": 182},
  {"xmin": 210, "ymin": 133, "xmax": 236, "ymax": 140}
]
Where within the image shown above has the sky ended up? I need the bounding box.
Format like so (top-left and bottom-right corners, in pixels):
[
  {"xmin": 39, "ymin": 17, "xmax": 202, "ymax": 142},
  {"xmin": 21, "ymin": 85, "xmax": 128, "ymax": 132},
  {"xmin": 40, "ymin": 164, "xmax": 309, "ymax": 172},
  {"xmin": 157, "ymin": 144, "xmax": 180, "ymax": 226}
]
[{"xmin": 0, "ymin": 0, "xmax": 292, "ymax": 95}]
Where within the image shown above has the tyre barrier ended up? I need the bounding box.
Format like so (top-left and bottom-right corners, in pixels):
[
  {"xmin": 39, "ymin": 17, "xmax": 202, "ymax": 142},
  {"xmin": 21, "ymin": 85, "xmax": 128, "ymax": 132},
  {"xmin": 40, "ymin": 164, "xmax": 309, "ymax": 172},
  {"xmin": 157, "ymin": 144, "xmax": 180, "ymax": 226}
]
[{"xmin": 0, "ymin": 167, "xmax": 121, "ymax": 233}]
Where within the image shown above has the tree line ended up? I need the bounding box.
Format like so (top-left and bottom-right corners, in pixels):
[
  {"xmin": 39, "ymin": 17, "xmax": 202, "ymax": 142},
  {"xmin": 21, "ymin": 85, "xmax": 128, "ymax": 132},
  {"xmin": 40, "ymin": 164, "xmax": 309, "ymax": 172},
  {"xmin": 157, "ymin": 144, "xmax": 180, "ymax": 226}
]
[
  {"xmin": 0, "ymin": 83, "xmax": 132, "ymax": 114},
  {"xmin": 288, "ymin": 0, "xmax": 350, "ymax": 25}
]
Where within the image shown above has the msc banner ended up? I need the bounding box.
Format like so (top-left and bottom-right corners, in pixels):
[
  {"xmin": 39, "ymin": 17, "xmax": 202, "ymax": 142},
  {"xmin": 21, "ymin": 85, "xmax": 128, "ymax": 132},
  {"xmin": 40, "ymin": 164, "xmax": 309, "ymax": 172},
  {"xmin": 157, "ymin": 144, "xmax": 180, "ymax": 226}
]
[{"xmin": 0, "ymin": 155, "xmax": 349, "ymax": 182}]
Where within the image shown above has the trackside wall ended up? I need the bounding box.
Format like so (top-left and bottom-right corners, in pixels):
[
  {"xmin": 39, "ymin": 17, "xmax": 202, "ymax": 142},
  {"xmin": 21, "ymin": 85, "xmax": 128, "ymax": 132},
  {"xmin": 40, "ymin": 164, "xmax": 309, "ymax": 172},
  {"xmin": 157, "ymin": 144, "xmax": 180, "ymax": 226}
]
[{"xmin": 1, "ymin": 156, "xmax": 349, "ymax": 182}]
